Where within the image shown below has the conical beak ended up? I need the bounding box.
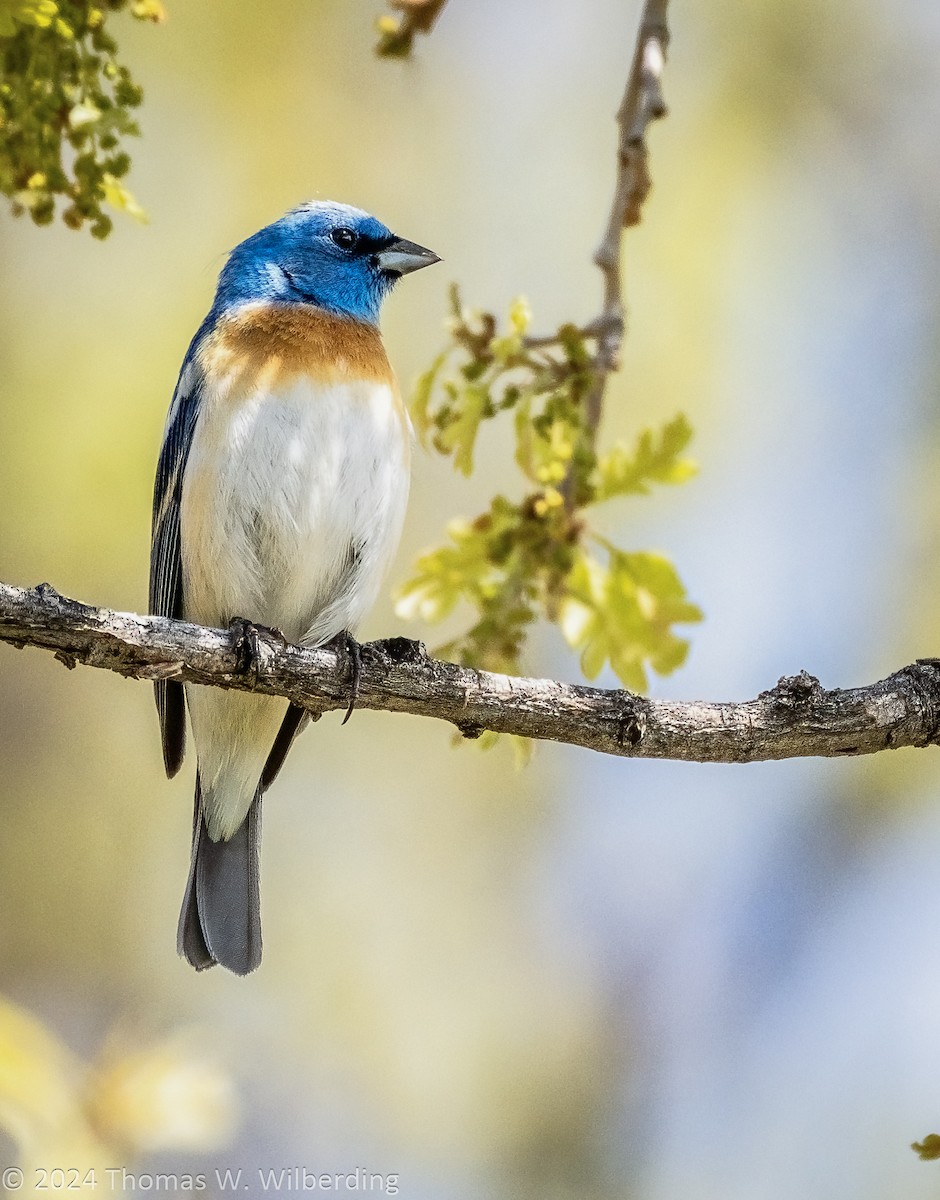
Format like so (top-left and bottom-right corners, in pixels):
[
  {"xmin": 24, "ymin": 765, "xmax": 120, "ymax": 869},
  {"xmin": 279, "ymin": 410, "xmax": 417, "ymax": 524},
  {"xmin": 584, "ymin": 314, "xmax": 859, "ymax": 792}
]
[{"xmin": 375, "ymin": 237, "xmax": 441, "ymax": 276}]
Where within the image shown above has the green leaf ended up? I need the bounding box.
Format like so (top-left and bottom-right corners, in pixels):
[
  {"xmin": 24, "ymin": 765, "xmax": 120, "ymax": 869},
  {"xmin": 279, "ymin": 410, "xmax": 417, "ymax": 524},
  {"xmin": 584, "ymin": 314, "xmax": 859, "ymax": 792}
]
[
  {"xmin": 559, "ymin": 597, "xmax": 593, "ymax": 648},
  {"xmin": 649, "ymin": 636, "xmax": 690, "ymax": 676},
  {"xmin": 580, "ymin": 631, "xmax": 609, "ymax": 680},
  {"xmin": 400, "ymin": 293, "xmax": 703, "ymax": 713},
  {"xmin": 614, "ymin": 551, "xmax": 704, "ymax": 626},
  {"xmin": 458, "ymin": 730, "xmax": 534, "ymax": 764},
  {"xmin": 100, "ymin": 173, "xmax": 147, "ymax": 223},
  {"xmin": 508, "ymin": 296, "xmax": 532, "ymax": 336},
  {"xmin": 69, "ymin": 101, "xmax": 103, "ymax": 130},
  {"xmin": 912, "ymin": 1135, "xmax": 940, "ymax": 1161},
  {"xmin": 558, "ymin": 323, "xmax": 591, "ymax": 367},
  {"xmin": 489, "ymin": 295, "xmax": 532, "ymax": 363},
  {"xmin": 513, "ymin": 394, "xmax": 536, "ymax": 479},
  {"xmin": 0, "ymin": 0, "xmax": 58, "ymax": 34},
  {"xmin": 437, "ymin": 383, "xmax": 488, "ymax": 475},
  {"xmin": 609, "ymin": 646, "xmax": 648, "ymax": 693},
  {"xmin": 409, "ymin": 350, "xmax": 448, "ymax": 445},
  {"xmin": 559, "ymin": 553, "xmax": 615, "ymax": 679},
  {"xmin": 558, "ymin": 547, "xmax": 701, "ymax": 690},
  {"xmin": 595, "ymin": 414, "xmax": 697, "ymax": 502},
  {"xmin": 1, "ymin": 0, "xmax": 156, "ymax": 232},
  {"xmin": 509, "ymin": 734, "xmax": 535, "ymax": 767},
  {"xmin": 395, "ymin": 520, "xmax": 491, "ymax": 623},
  {"xmin": 131, "ymin": 0, "xmax": 166, "ymax": 20}
]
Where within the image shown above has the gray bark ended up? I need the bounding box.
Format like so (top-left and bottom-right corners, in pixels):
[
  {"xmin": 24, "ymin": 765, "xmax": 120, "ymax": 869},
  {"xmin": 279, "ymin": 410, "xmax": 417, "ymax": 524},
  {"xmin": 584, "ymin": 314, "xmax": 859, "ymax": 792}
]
[{"xmin": 2, "ymin": 581, "xmax": 939, "ymax": 764}]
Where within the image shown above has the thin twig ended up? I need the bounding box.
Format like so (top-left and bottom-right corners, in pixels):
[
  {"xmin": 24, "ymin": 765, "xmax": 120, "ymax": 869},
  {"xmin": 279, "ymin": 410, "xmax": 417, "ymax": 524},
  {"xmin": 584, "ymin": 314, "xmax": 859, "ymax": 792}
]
[
  {"xmin": 512, "ymin": 0, "xmax": 669, "ymax": 507},
  {"xmin": 521, "ymin": 315, "xmax": 624, "ymax": 351},
  {"xmin": 2, "ymin": 583, "xmax": 939, "ymax": 765},
  {"xmin": 522, "ymin": 1, "xmax": 669, "ymax": 376},
  {"xmin": 584, "ymin": 0, "xmax": 669, "ymax": 432}
]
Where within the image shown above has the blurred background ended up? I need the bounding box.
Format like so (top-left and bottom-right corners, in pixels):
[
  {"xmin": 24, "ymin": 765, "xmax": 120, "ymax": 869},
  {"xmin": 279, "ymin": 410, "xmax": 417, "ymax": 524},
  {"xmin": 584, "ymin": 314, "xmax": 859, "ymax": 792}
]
[{"xmin": 3, "ymin": 0, "xmax": 940, "ymax": 1196}]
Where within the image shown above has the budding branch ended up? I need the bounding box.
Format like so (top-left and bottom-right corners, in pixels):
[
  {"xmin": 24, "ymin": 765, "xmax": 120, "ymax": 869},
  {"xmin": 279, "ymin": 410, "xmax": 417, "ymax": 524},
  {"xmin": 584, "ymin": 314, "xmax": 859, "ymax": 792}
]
[{"xmin": 2, "ymin": 582, "xmax": 938, "ymax": 764}]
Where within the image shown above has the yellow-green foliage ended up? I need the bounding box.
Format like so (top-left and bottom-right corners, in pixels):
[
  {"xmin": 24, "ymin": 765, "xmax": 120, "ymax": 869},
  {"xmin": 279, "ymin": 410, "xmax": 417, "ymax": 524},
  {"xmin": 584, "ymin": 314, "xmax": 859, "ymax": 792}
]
[
  {"xmin": 912, "ymin": 1134, "xmax": 940, "ymax": 1161},
  {"xmin": 0, "ymin": 993, "xmax": 234, "ymax": 1186},
  {"xmin": 398, "ymin": 289, "xmax": 703, "ymax": 689},
  {"xmin": 0, "ymin": 0, "xmax": 163, "ymax": 237}
]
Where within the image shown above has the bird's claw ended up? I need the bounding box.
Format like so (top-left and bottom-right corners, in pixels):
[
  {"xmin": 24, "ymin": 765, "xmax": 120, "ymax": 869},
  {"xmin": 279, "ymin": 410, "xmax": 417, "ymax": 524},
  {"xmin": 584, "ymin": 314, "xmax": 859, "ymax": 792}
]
[
  {"xmin": 229, "ymin": 618, "xmax": 286, "ymax": 683},
  {"xmin": 323, "ymin": 630, "xmax": 362, "ymax": 724},
  {"xmin": 342, "ymin": 633, "xmax": 362, "ymax": 725},
  {"xmin": 229, "ymin": 618, "xmax": 262, "ymax": 682}
]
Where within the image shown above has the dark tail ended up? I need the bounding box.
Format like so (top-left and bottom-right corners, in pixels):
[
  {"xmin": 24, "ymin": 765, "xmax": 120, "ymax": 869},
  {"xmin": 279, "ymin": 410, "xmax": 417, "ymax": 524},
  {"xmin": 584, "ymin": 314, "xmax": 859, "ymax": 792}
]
[
  {"xmin": 177, "ymin": 779, "xmax": 262, "ymax": 975},
  {"xmin": 177, "ymin": 704, "xmax": 308, "ymax": 974}
]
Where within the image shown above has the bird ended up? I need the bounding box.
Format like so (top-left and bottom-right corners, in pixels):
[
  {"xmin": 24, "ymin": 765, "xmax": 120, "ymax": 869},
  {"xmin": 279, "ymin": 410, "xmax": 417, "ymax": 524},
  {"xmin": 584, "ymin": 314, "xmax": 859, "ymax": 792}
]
[{"xmin": 149, "ymin": 200, "xmax": 439, "ymax": 975}]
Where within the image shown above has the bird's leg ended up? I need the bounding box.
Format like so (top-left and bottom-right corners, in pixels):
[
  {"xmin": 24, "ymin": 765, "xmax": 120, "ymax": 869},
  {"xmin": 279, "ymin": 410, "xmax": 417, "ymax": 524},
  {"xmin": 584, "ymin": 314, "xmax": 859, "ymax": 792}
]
[
  {"xmin": 229, "ymin": 618, "xmax": 287, "ymax": 685},
  {"xmin": 340, "ymin": 632, "xmax": 362, "ymax": 725},
  {"xmin": 322, "ymin": 630, "xmax": 362, "ymax": 724},
  {"xmin": 229, "ymin": 618, "xmax": 261, "ymax": 682}
]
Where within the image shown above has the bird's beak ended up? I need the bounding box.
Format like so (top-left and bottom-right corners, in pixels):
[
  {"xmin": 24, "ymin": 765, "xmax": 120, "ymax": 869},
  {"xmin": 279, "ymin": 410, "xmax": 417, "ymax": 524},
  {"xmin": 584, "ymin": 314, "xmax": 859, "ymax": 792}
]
[{"xmin": 375, "ymin": 237, "xmax": 441, "ymax": 276}]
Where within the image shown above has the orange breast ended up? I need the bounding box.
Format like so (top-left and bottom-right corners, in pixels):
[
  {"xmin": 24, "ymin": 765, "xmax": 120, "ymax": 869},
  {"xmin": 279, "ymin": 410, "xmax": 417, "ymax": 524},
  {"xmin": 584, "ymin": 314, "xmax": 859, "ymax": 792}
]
[{"xmin": 198, "ymin": 303, "xmax": 397, "ymax": 395}]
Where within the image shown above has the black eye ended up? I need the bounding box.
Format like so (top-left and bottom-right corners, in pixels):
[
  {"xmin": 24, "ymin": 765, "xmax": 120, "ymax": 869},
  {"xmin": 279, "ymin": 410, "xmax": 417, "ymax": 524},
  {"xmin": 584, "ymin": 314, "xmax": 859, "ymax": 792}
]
[{"xmin": 330, "ymin": 227, "xmax": 358, "ymax": 250}]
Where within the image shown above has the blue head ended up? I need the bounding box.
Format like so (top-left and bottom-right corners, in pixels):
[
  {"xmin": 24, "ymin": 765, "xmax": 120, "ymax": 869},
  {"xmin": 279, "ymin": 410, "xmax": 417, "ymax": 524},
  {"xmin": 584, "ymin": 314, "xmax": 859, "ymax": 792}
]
[{"xmin": 213, "ymin": 201, "xmax": 440, "ymax": 326}]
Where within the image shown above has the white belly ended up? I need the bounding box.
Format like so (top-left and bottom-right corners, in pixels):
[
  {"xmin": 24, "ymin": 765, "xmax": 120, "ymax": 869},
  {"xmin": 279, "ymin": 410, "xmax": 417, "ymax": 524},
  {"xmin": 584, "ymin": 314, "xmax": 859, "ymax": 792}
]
[
  {"xmin": 179, "ymin": 372, "xmax": 410, "ymax": 841},
  {"xmin": 180, "ymin": 374, "xmax": 410, "ymax": 645}
]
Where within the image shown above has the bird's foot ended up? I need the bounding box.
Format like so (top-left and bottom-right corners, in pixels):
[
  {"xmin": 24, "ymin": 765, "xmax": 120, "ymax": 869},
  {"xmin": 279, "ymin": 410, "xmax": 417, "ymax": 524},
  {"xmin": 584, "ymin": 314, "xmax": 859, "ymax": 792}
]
[
  {"xmin": 229, "ymin": 618, "xmax": 287, "ymax": 683},
  {"xmin": 323, "ymin": 630, "xmax": 362, "ymax": 724}
]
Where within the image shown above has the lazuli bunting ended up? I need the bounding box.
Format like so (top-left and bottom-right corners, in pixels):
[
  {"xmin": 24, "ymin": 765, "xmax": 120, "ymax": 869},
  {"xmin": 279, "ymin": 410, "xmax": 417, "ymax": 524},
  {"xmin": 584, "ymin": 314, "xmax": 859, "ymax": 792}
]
[{"xmin": 150, "ymin": 201, "xmax": 439, "ymax": 975}]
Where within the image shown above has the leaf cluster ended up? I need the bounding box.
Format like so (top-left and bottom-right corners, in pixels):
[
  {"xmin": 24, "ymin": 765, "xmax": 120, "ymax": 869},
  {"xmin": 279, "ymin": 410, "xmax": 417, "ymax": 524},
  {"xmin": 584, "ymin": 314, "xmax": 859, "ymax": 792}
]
[
  {"xmin": 0, "ymin": 0, "xmax": 162, "ymax": 237},
  {"xmin": 397, "ymin": 289, "xmax": 702, "ymax": 692},
  {"xmin": 374, "ymin": 0, "xmax": 447, "ymax": 59},
  {"xmin": 912, "ymin": 1134, "xmax": 940, "ymax": 1161}
]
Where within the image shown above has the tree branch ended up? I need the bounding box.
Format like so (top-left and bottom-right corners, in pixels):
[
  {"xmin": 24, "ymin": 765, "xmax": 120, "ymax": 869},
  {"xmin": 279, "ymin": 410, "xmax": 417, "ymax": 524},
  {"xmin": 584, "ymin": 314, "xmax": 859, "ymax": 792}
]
[
  {"xmin": 583, "ymin": 0, "xmax": 669, "ymax": 435},
  {"xmin": 516, "ymin": 0, "xmax": 671, "ymax": 511},
  {"xmin": 2, "ymin": 582, "xmax": 938, "ymax": 765},
  {"xmin": 521, "ymin": 0, "xmax": 670, "ymax": 364}
]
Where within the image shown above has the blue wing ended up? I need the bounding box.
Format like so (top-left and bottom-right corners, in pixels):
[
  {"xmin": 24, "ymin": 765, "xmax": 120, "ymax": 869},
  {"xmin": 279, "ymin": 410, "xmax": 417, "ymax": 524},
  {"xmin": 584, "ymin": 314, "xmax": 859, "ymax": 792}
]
[{"xmin": 150, "ymin": 336, "xmax": 206, "ymax": 777}]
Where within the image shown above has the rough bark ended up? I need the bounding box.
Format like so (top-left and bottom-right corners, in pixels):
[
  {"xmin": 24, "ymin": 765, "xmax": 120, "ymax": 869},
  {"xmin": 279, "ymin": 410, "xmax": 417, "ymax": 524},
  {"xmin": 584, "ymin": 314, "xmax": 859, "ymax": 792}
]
[{"xmin": 2, "ymin": 582, "xmax": 938, "ymax": 764}]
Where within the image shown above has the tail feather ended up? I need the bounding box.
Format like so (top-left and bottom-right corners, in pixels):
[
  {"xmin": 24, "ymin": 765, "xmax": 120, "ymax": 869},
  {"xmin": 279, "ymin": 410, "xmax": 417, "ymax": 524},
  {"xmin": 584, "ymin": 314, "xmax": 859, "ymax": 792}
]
[
  {"xmin": 178, "ymin": 781, "xmax": 214, "ymax": 971},
  {"xmin": 261, "ymin": 703, "xmax": 309, "ymax": 790},
  {"xmin": 178, "ymin": 703, "xmax": 311, "ymax": 974},
  {"xmin": 178, "ymin": 779, "xmax": 262, "ymax": 975},
  {"xmin": 156, "ymin": 678, "xmax": 186, "ymax": 778}
]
